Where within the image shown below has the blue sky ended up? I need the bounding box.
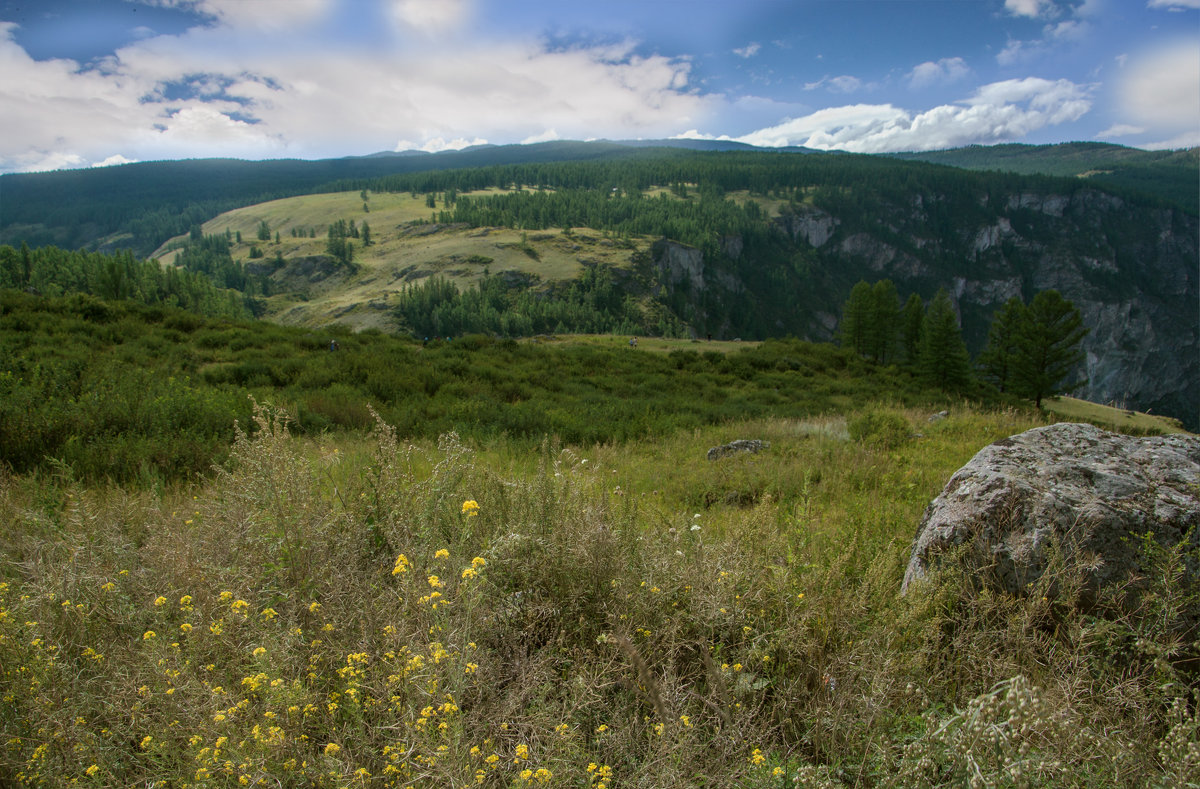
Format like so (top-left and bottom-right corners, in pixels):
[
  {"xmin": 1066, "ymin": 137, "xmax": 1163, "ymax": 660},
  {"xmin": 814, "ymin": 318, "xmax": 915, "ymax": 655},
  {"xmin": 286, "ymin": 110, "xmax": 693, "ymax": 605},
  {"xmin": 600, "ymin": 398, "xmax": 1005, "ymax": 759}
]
[{"xmin": 0, "ymin": 0, "xmax": 1196, "ymax": 172}]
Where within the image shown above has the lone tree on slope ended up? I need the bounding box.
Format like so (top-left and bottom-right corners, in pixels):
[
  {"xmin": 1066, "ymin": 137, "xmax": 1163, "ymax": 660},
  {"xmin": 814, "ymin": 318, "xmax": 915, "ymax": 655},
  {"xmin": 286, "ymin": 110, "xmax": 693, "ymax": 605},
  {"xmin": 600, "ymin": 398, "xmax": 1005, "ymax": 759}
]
[{"xmin": 1010, "ymin": 289, "xmax": 1089, "ymax": 408}]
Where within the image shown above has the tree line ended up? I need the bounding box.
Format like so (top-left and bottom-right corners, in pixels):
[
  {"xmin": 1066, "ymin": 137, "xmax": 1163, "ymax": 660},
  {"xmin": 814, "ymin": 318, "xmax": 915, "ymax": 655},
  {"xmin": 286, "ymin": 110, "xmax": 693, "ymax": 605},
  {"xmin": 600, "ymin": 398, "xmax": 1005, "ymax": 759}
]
[
  {"xmin": 840, "ymin": 279, "xmax": 1088, "ymax": 407},
  {"xmin": 0, "ymin": 242, "xmax": 250, "ymax": 319}
]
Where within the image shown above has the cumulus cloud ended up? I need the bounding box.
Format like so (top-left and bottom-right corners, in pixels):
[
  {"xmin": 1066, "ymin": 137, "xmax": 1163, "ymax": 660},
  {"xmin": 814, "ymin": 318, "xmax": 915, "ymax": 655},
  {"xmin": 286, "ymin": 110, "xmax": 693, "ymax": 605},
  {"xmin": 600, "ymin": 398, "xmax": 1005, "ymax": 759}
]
[
  {"xmin": 907, "ymin": 57, "xmax": 969, "ymax": 88},
  {"xmin": 0, "ymin": 17, "xmax": 718, "ymax": 171},
  {"xmin": 734, "ymin": 77, "xmax": 1091, "ymax": 152},
  {"xmin": 733, "ymin": 42, "xmax": 761, "ymax": 58}
]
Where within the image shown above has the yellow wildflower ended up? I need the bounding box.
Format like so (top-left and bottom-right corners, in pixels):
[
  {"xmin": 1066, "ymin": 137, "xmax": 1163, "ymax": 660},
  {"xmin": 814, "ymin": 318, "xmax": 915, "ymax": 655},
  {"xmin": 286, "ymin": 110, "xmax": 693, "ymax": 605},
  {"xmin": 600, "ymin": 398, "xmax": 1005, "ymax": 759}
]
[
  {"xmin": 461, "ymin": 500, "xmax": 480, "ymax": 516},
  {"xmin": 391, "ymin": 554, "xmax": 410, "ymax": 576}
]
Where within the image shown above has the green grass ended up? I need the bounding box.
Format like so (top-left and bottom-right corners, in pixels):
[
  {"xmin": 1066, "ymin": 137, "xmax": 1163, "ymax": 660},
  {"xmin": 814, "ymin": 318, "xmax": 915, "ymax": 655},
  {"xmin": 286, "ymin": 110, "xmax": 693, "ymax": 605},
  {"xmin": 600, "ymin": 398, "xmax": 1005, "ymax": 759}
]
[
  {"xmin": 2, "ymin": 403, "xmax": 1195, "ymax": 787},
  {"xmin": 1042, "ymin": 395, "xmax": 1188, "ymax": 435}
]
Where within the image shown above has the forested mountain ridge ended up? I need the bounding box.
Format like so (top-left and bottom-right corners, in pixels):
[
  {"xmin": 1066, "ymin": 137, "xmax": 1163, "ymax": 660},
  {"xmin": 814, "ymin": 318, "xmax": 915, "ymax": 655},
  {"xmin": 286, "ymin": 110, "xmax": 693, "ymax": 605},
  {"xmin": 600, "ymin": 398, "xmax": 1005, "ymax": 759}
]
[
  {"xmin": 3, "ymin": 143, "xmax": 1197, "ymax": 427},
  {"xmin": 2, "ymin": 140, "xmax": 1195, "ymax": 256}
]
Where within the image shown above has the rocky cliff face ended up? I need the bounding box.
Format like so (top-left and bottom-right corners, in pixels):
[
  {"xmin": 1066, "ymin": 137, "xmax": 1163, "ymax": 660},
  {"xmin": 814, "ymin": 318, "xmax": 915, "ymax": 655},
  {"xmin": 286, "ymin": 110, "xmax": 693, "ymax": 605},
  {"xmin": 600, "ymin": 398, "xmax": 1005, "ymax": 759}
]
[{"xmin": 660, "ymin": 187, "xmax": 1198, "ymax": 428}]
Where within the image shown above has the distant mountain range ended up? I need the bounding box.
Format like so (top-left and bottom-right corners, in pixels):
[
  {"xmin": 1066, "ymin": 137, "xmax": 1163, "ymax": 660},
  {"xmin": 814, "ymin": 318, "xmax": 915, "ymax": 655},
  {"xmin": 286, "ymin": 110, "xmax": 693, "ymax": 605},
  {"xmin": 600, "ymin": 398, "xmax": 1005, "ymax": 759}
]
[{"xmin": 2, "ymin": 139, "xmax": 1195, "ymax": 256}]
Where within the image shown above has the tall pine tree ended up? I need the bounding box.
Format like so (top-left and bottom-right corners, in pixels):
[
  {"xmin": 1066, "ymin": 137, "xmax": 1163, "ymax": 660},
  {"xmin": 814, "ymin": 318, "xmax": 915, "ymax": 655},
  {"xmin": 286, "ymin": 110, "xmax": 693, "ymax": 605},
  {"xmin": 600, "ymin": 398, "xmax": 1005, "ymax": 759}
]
[
  {"xmin": 919, "ymin": 288, "xmax": 972, "ymax": 391},
  {"xmin": 839, "ymin": 280, "xmax": 873, "ymax": 356},
  {"xmin": 1011, "ymin": 290, "xmax": 1089, "ymax": 408},
  {"xmin": 901, "ymin": 292, "xmax": 924, "ymax": 365},
  {"xmin": 977, "ymin": 296, "xmax": 1026, "ymax": 393},
  {"xmin": 868, "ymin": 279, "xmax": 900, "ymax": 363}
]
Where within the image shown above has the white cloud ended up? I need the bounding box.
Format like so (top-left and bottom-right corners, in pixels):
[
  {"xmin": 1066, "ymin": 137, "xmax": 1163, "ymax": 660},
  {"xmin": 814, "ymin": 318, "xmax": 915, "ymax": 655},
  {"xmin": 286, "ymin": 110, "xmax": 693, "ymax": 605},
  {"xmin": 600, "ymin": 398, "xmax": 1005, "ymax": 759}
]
[
  {"xmin": 1096, "ymin": 123, "xmax": 1145, "ymax": 137},
  {"xmin": 907, "ymin": 57, "xmax": 969, "ymax": 88},
  {"xmin": 1148, "ymin": 0, "xmax": 1200, "ymax": 9},
  {"xmin": 95, "ymin": 154, "xmax": 139, "ymax": 167},
  {"xmin": 1143, "ymin": 129, "xmax": 1200, "ymax": 149},
  {"xmin": 734, "ymin": 77, "xmax": 1092, "ymax": 153},
  {"xmin": 1117, "ymin": 41, "xmax": 1200, "ymax": 128},
  {"xmin": 1045, "ymin": 19, "xmax": 1086, "ymax": 40},
  {"xmin": 389, "ymin": 0, "xmax": 473, "ymax": 35},
  {"xmin": 733, "ymin": 42, "xmax": 761, "ymax": 59},
  {"xmin": 805, "ymin": 75, "xmax": 862, "ymax": 93},
  {"xmin": 394, "ymin": 136, "xmax": 488, "ymax": 153},
  {"xmin": 996, "ymin": 39, "xmax": 1032, "ymax": 66},
  {"xmin": 1004, "ymin": 0, "xmax": 1055, "ymax": 17},
  {"xmin": 521, "ymin": 129, "xmax": 560, "ymax": 144},
  {"xmin": 0, "ymin": 18, "xmax": 718, "ymax": 171},
  {"xmin": 137, "ymin": 0, "xmax": 332, "ymax": 32}
]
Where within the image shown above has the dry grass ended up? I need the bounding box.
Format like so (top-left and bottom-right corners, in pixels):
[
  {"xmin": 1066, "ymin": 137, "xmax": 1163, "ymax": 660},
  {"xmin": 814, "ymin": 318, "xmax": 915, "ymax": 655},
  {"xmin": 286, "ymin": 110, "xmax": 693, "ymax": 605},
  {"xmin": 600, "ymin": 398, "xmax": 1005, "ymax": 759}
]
[{"xmin": 1, "ymin": 403, "xmax": 1195, "ymax": 787}]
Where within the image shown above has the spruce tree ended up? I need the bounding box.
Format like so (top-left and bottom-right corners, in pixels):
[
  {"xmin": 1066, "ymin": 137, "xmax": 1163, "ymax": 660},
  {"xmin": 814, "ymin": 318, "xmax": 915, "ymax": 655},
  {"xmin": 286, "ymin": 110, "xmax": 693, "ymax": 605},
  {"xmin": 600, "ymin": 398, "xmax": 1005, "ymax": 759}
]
[
  {"xmin": 1011, "ymin": 289, "xmax": 1089, "ymax": 408},
  {"xmin": 901, "ymin": 292, "xmax": 924, "ymax": 365},
  {"xmin": 977, "ymin": 296, "xmax": 1026, "ymax": 393},
  {"xmin": 839, "ymin": 280, "xmax": 873, "ymax": 356},
  {"xmin": 868, "ymin": 279, "xmax": 900, "ymax": 363},
  {"xmin": 919, "ymin": 288, "xmax": 972, "ymax": 391}
]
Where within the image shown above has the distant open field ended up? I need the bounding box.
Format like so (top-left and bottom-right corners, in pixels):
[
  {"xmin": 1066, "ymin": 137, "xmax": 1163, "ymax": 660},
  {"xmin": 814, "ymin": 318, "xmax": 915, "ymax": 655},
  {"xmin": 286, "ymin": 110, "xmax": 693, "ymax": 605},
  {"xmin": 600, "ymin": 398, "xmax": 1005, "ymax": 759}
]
[
  {"xmin": 153, "ymin": 190, "xmax": 655, "ymax": 332},
  {"xmin": 1043, "ymin": 395, "xmax": 1191, "ymax": 435}
]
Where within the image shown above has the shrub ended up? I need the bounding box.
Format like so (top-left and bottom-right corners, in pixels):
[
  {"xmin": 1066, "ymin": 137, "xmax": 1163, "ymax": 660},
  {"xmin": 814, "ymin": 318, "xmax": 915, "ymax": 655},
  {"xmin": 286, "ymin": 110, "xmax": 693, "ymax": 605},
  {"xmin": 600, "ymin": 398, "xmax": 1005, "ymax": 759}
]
[{"xmin": 848, "ymin": 409, "xmax": 912, "ymax": 449}]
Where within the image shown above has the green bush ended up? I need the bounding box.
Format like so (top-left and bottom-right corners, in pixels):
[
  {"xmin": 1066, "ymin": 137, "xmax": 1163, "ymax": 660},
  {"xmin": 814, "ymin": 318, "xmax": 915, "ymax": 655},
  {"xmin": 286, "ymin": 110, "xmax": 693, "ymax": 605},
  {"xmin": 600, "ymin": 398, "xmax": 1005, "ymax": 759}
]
[{"xmin": 848, "ymin": 409, "xmax": 912, "ymax": 449}]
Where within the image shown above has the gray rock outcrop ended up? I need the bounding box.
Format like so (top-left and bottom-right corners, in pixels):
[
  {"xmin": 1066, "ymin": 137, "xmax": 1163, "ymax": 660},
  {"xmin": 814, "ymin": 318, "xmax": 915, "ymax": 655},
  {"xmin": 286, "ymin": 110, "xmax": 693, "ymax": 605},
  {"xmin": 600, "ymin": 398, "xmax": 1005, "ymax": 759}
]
[
  {"xmin": 707, "ymin": 439, "xmax": 769, "ymax": 461},
  {"xmin": 902, "ymin": 423, "xmax": 1200, "ymax": 614}
]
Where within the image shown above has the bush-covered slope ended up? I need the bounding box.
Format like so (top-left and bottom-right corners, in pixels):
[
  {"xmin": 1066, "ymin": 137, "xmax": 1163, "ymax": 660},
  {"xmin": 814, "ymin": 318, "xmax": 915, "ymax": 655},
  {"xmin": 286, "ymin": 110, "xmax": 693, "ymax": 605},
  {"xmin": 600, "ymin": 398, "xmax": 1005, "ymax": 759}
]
[{"xmin": 0, "ymin": 288, "xmax": 963, "ymax": 483}]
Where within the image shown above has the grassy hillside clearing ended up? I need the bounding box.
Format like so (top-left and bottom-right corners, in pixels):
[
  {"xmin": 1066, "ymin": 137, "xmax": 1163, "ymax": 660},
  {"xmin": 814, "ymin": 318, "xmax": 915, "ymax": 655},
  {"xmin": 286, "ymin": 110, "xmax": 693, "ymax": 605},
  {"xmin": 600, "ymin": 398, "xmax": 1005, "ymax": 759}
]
[
  {"xmin": 152, "ymin": 190, "xmax": 656, "ymax": 332},
  {"xmin": 1042, "ymin": 395, "xmax": 1188, "ymax": 435}
]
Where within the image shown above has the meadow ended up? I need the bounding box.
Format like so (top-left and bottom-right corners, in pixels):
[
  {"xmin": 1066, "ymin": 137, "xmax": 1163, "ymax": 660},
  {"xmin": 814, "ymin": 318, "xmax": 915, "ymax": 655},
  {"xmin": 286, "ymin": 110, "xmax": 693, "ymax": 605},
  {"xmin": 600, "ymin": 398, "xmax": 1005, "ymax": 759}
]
[{"xmin": 2, "ymin": 397, "xmax": 1196, "ymax": 785}]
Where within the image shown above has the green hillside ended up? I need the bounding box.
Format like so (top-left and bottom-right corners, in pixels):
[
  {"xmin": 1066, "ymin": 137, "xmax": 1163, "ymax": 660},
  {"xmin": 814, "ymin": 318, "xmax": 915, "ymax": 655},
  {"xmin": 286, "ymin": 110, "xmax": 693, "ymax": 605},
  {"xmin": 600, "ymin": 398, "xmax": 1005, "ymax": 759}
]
[
  {"xmin": 890, "ymin": 142, "xmax": 1199, "ymax": 213},
  {"xmin": 0, "ymin": 287, "xmax": 966, "ymax": 484}
]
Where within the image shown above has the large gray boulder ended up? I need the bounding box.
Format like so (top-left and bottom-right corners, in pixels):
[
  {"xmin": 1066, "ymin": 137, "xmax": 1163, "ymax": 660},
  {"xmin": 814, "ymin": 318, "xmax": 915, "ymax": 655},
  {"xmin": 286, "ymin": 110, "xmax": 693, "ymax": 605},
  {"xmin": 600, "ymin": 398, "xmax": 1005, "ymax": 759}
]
[{"xmin": 902, "ymin": 423, "xmax": 1200, "ymax": 613}]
